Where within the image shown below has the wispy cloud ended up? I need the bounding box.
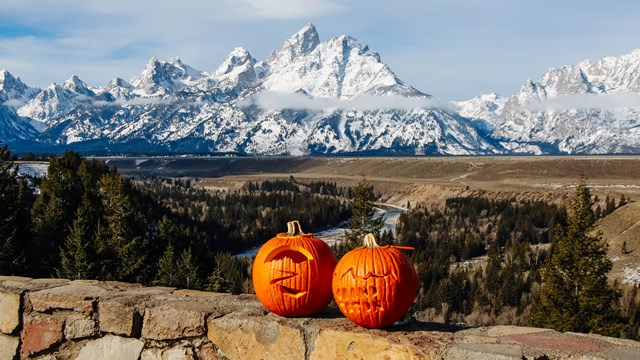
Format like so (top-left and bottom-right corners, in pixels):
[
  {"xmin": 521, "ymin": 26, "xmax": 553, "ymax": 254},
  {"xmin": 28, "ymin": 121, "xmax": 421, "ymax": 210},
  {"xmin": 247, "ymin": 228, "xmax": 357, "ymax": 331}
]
[
  {"xmin": 521, "ymin": 92, "xmax": 640, "ymax": 111},
  {"xmin": 237, "ymin": 91, "xmax": 454, "ymax": 111},
  {"xmin": 228, "ymin": 0, "xmax": 347, "ymax": 19},
  {"xmin": 2, "ymin": 99, "xmax": 27, "ymax": 108}
]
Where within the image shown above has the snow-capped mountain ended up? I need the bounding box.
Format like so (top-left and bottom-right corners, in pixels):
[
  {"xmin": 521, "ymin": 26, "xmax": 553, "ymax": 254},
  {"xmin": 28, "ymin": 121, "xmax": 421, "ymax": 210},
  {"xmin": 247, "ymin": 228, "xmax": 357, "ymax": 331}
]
[
  {"xmin": 0, "ymin": 70, "xmax": 39, "ymax": 108},
  {"xmin": 130, "ymin": 57, "xmax": 206, "ymax": 97},
  {"xmin": 461, "ymin": 49, "xmax": 640, "ymax": 154},
  {"xmin": 0, "ymin": 70, "xmax": 41, "ymax": 141},
  {"xmin": 262, "ymin": 23, "xmax": 424, "ymax": 99},
  {"xmin": 17, "ymin": 79, "xmax": 92, "ymax": 124},
  {"xmin": 456, "ymin": 93, "xmax": 505, "ymax": 132},
  {"xmin": 0, "ymin": 23, "xmax": 498, "ymax": 155},
  {"xmin": 1, "ymin": 24, "xmax": 639, "ymax": 155}
]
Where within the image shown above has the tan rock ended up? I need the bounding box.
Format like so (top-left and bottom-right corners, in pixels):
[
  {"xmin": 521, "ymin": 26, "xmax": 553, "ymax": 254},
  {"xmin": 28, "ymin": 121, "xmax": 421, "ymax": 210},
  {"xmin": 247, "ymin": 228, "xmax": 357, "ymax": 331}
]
[
  {"xmin": 0, "ymin": 275, "xmax": 32, "ymax": 282},
  {"xmin": 141, "ymin": 346, "xmax": 196, "ymax": 360},
  {"xmin": 310, "ymin": 328, "xmax": 437, "ymax": 360},
  {"xmin": 20, "ymin": 314, "xmax": 64, "ymax": 357},
  {"xmin": 173, "ymin": 289, "xmax": 227, "ymax": 299},
  {"xmin": 197, "ymin": 342, "xmax": 224, "ymax": 360},
  {"xmin": 0, "ymin": 293, "xmax": 20, "ymax": 334},
  {"xmin": 0, "ymin": 277, "xmax": 63, "ymax": 293},
  {"xmin": 207, "ymin": 316, "xmax": 305, "ymax": 360},
  {"xmin": 99, "ymin": 298, "xmax": 143, "ymax": 337},
  {"xmin": 484, "ymin": 325, "xmax": 552, "ymax": 337},
  {"xmin": 142, "ymin": 302, "xmax": 217, "ymax": 340},
  {"xmin": 64, "ymin": 312, "xmax": 97, "ymax": 339},
  {"xmin": 444, "ymin": 343, "xmax": 522, "ymax": 360},
  {"xmin": 0, "ymin": 334, "xmax": 19, "ymax": 360},
  {"xmin": 76, "ymin": 334, "xmax": 144, "ymax": 360},
  {"xmin": 30, "ymin": 278, "xmax": 69, "ymax": 284},
  {"xmin": 28, "ymin": 284, "xmax": 108, "ymax": 315}
]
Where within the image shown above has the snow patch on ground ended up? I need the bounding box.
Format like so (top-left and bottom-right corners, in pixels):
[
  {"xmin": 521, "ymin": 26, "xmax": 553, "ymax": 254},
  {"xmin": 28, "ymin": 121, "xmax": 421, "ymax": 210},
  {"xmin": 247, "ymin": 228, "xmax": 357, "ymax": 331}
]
[
  {"xmin": 16, "ymin": 162, "xmax": 48, "ymax": 178},
  {"xmin": 622, "ymin": 265, "xmax": 640, "ymax": 285}
]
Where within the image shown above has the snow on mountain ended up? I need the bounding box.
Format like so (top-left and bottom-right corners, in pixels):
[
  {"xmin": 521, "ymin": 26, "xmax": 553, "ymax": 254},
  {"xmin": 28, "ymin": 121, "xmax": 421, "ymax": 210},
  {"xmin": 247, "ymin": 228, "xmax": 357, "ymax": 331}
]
[
  {"xmin": 62, "ymin": 75, "xmax": 96, "ymax": 97},
  {"xmin": 185, "ymin": 47, "xmax": 263, "ymax": 102},
  {"xmin": 483, "ymin": 49, "xmax": 640, "ymax": 154},
  {"xmin": 0, "ymin": 106, "xmax": 39, "ymax": 142},
  {"xmin": 130, "ymin": 57, "xmax": 206, "ymax": 96},
  {"xmin": 577, "ymin": 48, "xmax": 640, "ymax": 93},
  {"xmin": 263, "ymin": 23, "xmax": 425, "ymax": 99},
  {"xmin": 0, "ymin": 70, "xmax": 39, "ymax": 108},
  {"xmin": 17, "ymin": 79, "xmax": 91, "ymax": 123},
  {"xmin": 456, "ymin": 93, "xmax": 505, "ymax": 131},
  {"xmin": 104, "ymin": 78, "xmax": 135, "ymax": 101}
]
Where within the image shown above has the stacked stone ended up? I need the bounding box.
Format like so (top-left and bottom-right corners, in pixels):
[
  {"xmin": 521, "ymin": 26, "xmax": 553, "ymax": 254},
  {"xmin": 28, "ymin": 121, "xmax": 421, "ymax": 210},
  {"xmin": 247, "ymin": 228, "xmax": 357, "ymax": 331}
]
[{"xmin": 1, "ymin": 276, "xmax": 640, "ymax": 359}]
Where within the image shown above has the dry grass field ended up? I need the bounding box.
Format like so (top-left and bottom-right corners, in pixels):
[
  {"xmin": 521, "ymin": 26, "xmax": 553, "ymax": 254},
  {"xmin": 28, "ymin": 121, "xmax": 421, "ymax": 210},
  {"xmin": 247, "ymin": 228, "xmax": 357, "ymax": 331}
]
[{"xmin": 109, "ymin": 155, "xmax": 640, "ymax": 283}]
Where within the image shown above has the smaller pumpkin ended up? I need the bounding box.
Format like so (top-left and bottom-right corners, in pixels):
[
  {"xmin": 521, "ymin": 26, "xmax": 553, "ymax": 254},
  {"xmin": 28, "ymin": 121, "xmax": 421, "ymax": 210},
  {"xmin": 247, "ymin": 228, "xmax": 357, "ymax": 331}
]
[
  {"xmin": 332, "ymin": 233, "xmax": 418, "ymax": 328},
  {"xmin": 252, "ymin": 220, "xmax": 336, "ymax": 317}
]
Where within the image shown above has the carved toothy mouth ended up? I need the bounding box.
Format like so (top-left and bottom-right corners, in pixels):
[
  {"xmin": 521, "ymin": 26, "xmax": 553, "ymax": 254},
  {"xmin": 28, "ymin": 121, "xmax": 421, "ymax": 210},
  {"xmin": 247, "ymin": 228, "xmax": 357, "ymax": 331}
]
[
  {"xmin": 270, "ymin": 270, "xmax": 307, "ymax": 298},
  {"xmin": 341, "ymin": 268, "xmax": 398, "ymax": 281},
  {"xmin": 278, "ymin": 285, "xmax": 307, "ymax": 298}
]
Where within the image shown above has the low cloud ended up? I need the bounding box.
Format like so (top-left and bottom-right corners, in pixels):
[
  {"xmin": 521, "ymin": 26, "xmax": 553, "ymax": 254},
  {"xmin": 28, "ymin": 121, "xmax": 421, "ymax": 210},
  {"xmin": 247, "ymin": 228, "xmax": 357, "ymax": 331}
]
[
  {"xmin": 90, "ymin": 96, "xmax": 208, "ymax": 108},
  {"xmin": 2, "ymin": 99, "xmax": 27, "ymax": 108},
  {"xmin": 522, "ymin": 91, "xmax": 640, "ymax": 111},
  {"xmin": 237, "ymin": 91, "xmax": 455, "ymax": 111}
]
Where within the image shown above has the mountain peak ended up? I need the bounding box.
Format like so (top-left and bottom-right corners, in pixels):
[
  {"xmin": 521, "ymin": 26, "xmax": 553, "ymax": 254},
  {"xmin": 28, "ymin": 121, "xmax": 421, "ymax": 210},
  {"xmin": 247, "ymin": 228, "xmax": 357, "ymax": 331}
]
[
  {"xmin": 63, "ymin": 75, "xmax": 95, "ymax": 97},
  {"xmin": 108, "ymin": 77, "xmax": 132, "ymax": 88},
  {"xmin": 214, "ymin": 47, "xmax": 256, "ymax": 77},
  {"xmin": 0, "ymin": 69, "xmax": 21, "ymax": 88},
  {"xmin": 0, "ymin": 69, "xmax": 12, "ymax": 81},
  {"xmin": 130, "ymin": 57, "xmax": 204, "ymax": 95},
  {"xmin": 1, "ymin": 69, "xmax": 39, "ymax": 106},
  {"xmin": 290, "ymin": 23, "xmax": 320, "ymax": 54},
  {"xmin": 271, "ymin": 23, "xmax": 320, "ymax": 64}
]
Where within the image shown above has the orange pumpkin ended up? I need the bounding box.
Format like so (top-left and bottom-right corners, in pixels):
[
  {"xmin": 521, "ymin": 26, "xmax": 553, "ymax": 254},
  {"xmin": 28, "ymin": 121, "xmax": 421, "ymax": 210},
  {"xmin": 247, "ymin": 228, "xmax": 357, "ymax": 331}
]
[
  {"xmin": 252, "ymin": 220, "xmax": 336, "ymax": 317},
  {"xmin": 332, "ymin": 233, "xmax": 419, "ymax": 328}
]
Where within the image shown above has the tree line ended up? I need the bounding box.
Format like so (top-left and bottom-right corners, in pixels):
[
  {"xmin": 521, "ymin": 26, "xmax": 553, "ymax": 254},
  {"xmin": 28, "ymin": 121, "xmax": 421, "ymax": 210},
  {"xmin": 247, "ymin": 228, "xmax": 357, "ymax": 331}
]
[{"xmin": 0, "ymin": 147, "xmax": 351, "ymax": 294}]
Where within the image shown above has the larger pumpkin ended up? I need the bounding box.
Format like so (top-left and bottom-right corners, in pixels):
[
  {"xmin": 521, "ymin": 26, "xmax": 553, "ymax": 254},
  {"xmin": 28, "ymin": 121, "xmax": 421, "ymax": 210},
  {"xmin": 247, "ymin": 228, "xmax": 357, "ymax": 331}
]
[
  {"xmin": 252, "ymin": 220, "xmax": 336, "ymax": 317},
  {"xmin": 332, "ymin": 233, "xmax": 419, "ymax": 328}
]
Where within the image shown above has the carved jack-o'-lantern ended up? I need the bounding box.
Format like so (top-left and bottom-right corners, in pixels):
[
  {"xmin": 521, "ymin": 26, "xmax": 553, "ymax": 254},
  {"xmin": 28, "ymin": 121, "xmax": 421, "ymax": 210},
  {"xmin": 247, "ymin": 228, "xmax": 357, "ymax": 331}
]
[
  {"xmin": 252, "ymin": 220, "xmax": 336, "ymax": 317},
  {"xmin": 332, "ymin": 233, "xmax": 418, "ymax": 328}
]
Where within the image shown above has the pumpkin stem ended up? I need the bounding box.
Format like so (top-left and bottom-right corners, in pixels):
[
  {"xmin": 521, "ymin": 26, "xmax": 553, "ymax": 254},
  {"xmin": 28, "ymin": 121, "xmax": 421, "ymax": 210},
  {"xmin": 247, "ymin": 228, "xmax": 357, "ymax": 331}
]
[
  {"xmin": 286, "ymin": 220, "xmax": 305, "ymax": 236},
  {"xmin": 363, "ymin": 233, "xmax": 381, "ymax": 248}
]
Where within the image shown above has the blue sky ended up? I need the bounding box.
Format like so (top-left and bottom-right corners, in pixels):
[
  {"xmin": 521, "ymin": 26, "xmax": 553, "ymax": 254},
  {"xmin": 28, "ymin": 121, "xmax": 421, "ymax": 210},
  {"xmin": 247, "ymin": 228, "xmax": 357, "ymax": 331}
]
[{"xmin": 0, "ymin": 0, "xmax": 638, "ymax": 101}]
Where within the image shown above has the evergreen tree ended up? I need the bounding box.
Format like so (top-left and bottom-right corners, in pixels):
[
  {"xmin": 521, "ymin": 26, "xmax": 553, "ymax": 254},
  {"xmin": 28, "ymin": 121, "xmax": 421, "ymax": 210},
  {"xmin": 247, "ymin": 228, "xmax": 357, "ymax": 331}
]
[
  {"xmin": 0, "ymin": 145, "xmax": 34, "ymax": 275},
  {"xmin": 96, "ymin": 173, "xmax": 147, "ymax": 282},
  {"xmin": 530, "ymin": 177, "xmax": 626, "ymax": 336},
  {"xmin": 334, "ymin": 178, "xmax": 384, "ymax": 258},
  {"xmin": 56, "ymin": 195, "xmax": 94, "ymax": 279},
  {"xmin": 30, "ymin": 151, "xmax": 85, "ymax": 276},
  {"xmin": 206, "ymin": 252, "xmax": 246, "ymax": 294},
  {"xmin": 175, "ymin": 247, "xmax": 200, "ymax": 289},
  {"xmin": 206, "ymin": 266, "xmax": 228, "ymax": 293},
  {"xmin": 154, "ymin": 243, "xmax": 177, "ymax": 287}
]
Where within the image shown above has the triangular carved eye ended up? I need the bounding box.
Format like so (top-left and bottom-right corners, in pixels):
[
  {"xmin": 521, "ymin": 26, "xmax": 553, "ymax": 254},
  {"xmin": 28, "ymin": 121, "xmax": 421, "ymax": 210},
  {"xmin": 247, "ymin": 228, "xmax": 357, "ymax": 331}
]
[{"xmin": 264, "ymin": 246, "xmax": 314, "ymax": 264}]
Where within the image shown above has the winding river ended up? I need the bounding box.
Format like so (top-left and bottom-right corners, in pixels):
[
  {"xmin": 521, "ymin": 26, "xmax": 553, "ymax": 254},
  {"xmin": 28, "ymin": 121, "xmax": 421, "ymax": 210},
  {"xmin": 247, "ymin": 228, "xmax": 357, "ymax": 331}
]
[{"xmin": 235, "ymin": 203, "xmax": 406, "ymax": 258}]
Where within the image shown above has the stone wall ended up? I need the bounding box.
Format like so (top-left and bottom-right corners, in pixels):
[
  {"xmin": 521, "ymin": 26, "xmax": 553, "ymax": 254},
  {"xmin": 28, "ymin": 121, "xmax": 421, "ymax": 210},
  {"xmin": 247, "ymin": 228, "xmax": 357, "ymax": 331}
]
[{"xmin": 1, "ymin": 276, "xmax": 640, "ymax": 360}]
